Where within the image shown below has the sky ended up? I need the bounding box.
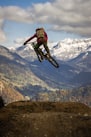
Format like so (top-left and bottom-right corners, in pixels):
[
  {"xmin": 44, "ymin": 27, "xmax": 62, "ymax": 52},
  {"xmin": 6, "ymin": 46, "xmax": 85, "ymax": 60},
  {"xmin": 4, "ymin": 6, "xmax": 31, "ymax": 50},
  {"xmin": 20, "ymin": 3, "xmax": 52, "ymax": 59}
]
[{"xmin": 0, "ymin": 0, "xmax": 91, "ymax": 47}]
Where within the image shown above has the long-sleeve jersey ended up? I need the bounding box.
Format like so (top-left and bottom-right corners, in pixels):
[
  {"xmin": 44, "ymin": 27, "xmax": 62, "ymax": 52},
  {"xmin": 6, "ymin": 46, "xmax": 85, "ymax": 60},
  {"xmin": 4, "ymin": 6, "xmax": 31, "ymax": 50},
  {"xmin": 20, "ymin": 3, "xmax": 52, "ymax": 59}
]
[{"xmin": 25, "ymin": 31, "xmax": 48, "ymax": 44}]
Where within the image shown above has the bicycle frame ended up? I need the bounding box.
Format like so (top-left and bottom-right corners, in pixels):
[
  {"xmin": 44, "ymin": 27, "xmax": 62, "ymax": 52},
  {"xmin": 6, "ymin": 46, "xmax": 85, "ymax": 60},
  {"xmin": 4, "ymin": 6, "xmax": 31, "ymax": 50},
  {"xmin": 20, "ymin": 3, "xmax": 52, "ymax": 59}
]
[{"xmin": 28, "ymin": 42, "xmax": 59, "ymax": 68}]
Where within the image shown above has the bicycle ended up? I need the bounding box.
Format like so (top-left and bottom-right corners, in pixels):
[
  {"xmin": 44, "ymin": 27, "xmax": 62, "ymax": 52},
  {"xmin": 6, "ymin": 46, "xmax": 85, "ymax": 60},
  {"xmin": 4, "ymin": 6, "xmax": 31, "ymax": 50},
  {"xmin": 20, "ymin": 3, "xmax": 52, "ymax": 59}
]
[{"xmin": 30, "ymin": 42, "xmax": 59, "ymax": 68}]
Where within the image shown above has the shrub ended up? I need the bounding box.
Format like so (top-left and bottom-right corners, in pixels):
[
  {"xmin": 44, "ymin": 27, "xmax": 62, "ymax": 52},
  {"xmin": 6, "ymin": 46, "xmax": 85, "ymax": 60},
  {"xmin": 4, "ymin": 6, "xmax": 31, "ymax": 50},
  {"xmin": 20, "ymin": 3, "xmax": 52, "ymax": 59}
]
[{"xmin": 0, "ymin": 96, "xmax": 4, "ymax": 108}]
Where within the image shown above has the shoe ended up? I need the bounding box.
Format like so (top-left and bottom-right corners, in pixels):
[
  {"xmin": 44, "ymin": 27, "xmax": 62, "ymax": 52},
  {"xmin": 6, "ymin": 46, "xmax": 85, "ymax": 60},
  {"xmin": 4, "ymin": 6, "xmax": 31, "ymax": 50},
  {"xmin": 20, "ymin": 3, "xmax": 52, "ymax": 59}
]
[{"xmin": 47, "ymin": 53, "xmax": 51, "ymax": 57}]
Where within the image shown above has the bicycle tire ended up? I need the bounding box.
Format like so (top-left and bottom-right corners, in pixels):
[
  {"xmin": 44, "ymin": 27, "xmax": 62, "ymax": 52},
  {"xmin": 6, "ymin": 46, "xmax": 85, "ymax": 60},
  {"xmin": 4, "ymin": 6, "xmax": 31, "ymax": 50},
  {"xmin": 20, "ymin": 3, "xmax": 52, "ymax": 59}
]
[
  {"xmin": 47, "ymin": 55, "xmax": 59, "ymax": 68},
  {"xmin": 34, "ymin": 46, "xmax": 59, "ymax": 68},
  {"xmin": 34, "ymin": 49, "xmax": 42, "ymax": 62},
  {"xmin": 37, "ymin": 54, "xmax": 42, "ymax": 62}
]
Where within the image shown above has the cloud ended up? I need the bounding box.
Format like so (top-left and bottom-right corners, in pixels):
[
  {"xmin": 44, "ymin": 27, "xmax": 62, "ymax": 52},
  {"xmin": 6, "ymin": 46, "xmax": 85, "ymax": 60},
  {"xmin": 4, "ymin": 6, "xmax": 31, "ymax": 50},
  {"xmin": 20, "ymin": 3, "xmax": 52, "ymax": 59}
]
[
  {"xmin": 0, "ymin": 29, "xmax": 6, "ymax": 42},
  {"xmin": 30, "ymin": 0, "xmax": 91, "ymax": 37},
  {"xmin": 0, "ymin": 6, "xmax": 33, "ymax": 43},
  {"xmin": 0, "ymin": 0, "xmax": 91, "ymax": 43},
  {"xmin": 0, "ymin": 18, "xmax": 6, "ymax": 42},
  {"xmin": 1, "ymin": 6, "xmax": 34, "ymax": 23}
]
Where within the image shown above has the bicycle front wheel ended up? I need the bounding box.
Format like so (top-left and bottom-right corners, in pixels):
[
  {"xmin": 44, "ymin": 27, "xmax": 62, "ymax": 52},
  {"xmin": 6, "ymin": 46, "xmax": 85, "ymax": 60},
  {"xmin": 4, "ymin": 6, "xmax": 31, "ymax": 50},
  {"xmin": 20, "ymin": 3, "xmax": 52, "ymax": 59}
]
[{"xmin": 47, "ymin": 56, "xmax": 59, "ymax": 68}]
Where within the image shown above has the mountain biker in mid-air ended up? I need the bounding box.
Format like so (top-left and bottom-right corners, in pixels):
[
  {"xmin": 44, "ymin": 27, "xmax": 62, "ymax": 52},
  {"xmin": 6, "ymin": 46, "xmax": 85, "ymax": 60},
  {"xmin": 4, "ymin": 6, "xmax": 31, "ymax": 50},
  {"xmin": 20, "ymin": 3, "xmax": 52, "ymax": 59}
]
[
  {"xmin": 23, "ymin": 27, "xmax": 51, "ymax": 57},
  {"xmin": 23, "ymin": 27, "xmax": 59, "ymax": 68}
]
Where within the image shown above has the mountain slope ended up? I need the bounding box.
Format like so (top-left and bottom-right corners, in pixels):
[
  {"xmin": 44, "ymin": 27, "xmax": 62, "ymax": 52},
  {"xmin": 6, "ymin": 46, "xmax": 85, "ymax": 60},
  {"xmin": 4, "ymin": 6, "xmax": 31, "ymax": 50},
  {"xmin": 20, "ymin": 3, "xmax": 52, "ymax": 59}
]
[
  {"xmin": 30, "ymin": 60, "xmax": 77, "ymax": 88},
  {"xmin": 0, "ymin": 45, "xmax": 54, "ymax": 96},
  {"xmin": 1, "ymin": 37, "xmax": 91, "ymax": 103},
  {"xmin": 0, "ymin": 80, "xmax": 24, "ymax": 104},
  {"xmin": 9, "ymin": 38, "xmax": 91, "ymax": 88},
  {"xmin": 69, "ymin": 51, "xmax": 91, "ymax": 84}
]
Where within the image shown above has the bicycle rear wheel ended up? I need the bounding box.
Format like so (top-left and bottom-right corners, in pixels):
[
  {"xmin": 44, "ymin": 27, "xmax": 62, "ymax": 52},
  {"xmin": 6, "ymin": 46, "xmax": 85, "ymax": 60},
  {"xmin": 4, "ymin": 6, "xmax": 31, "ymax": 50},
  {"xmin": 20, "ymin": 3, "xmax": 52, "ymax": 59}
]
[
  {"xmin": 47, "ymin": 56, "xmax": 59, "ymax": 68},
  {"xmin": 34, "ymin": 49, "xmax": 42, "ymax": 62}
]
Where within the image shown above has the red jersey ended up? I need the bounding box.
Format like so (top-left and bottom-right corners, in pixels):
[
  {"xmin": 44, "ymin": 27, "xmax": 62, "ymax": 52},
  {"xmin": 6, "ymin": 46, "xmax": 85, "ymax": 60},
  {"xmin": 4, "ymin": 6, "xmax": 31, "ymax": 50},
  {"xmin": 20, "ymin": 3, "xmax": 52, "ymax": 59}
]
[{"xmin": 25, "ymin": 31, "xmax": 48, "ymax": 44}]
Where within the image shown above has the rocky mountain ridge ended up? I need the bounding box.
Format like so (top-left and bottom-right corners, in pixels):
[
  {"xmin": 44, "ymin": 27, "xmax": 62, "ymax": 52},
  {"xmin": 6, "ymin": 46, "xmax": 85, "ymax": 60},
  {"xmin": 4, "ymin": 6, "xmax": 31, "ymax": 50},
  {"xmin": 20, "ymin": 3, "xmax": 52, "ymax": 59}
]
[
  {"xmin": 53, "ymin": 38, "xmax": 91, "ymax": 61},
  {"xmin": 0, "ymin": 80, "xmax": 24, "ymax": 104},
  {"xmin": 1, "ymin": 38, "xmax": 91, "ymax": 89},
  {"xmin": 0, "ymin": 45, "xmax": 54, "ymax": 96},
  {"xmin": 0, "ymin": 37, "xmax": 91, "ymax": 104}
]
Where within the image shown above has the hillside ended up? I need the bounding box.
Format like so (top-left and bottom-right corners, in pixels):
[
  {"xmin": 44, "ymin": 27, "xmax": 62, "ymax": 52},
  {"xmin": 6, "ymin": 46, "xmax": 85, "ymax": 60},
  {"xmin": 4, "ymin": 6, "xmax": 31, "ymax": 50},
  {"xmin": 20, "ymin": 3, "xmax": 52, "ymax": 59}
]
[
  {"xmin": 33, "ymin": 85, "xmax": 91, "ymax": 107},
  {"xmin": 0, "ymin": 45, "xmax": 54, "ymax": 95},
  {"xmin": 0, "ymin": 101, "xmax": 91, "ymax": 137},
  {"xmin": 0, "ymin": 80, "xmax": 24, "ymax": 104}
]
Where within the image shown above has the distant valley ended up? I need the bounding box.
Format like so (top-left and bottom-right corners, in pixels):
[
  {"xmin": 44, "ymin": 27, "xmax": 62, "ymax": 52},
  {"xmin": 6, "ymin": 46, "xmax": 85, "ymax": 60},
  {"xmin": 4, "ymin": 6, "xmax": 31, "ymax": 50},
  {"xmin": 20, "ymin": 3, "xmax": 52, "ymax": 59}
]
[{"xmin": 0, "ymin": 38, "xmax": 91, "ymax": 105}]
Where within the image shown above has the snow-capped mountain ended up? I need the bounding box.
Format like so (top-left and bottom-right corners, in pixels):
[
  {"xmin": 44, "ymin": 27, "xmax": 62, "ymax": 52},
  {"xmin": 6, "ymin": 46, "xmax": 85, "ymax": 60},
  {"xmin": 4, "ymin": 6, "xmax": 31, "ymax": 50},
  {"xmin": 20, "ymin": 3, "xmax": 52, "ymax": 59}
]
[
  {"xmin": 1, "ymin": 38, "xmax": 91, "ymax": 104},
  {"xmin": 8, "ymin": 37, "xmax": 91, "ymax": 89},
  {"xmin": 51, "ymin": 38, "xmax": 91, "ymax": 61},
  {"xmin": 11, "ymin": 38, "xmax": 91, "ymax": 62}
]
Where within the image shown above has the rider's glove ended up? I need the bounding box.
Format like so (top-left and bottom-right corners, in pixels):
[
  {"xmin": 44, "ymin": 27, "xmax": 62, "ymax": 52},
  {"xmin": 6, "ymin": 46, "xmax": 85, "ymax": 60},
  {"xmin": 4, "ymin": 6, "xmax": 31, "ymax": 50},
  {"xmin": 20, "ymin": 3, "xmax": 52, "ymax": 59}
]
[{"xmin": 23, "ymin": 42, "xmax": 27, "ymax": 45}]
